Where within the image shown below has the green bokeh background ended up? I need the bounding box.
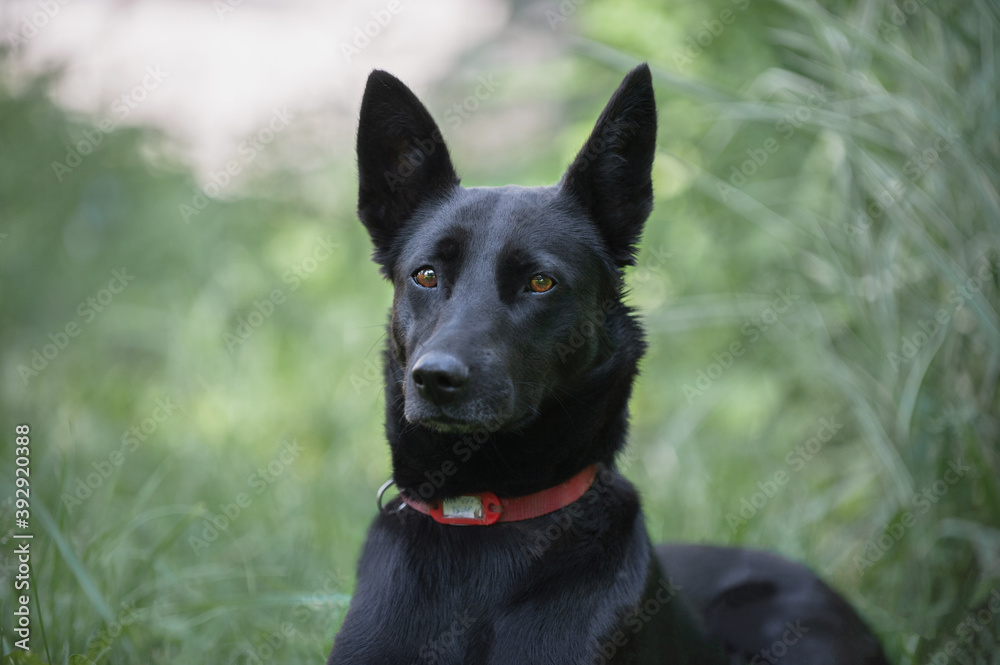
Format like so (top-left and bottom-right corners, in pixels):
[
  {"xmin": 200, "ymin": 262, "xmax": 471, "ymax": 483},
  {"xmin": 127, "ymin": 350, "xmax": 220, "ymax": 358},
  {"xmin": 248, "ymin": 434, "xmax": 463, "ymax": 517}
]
[{"xmin": 1, "ymin": 0, "xmax": 998, "ymax": 662}]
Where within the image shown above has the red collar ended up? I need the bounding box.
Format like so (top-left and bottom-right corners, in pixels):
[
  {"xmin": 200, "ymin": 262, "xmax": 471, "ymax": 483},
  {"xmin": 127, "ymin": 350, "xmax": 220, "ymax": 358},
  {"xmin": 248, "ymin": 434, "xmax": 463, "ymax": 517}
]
[{"xmin": 399, "ymin": 465, "xmax": 599, "ymax": 526}]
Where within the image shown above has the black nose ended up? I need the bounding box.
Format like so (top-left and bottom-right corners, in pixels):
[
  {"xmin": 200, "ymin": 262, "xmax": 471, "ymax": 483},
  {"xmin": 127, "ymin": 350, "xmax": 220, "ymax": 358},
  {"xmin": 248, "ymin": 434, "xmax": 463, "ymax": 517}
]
[{"xmin": 411, "ymin": 351, "xmax": 469, "ymax": 404}]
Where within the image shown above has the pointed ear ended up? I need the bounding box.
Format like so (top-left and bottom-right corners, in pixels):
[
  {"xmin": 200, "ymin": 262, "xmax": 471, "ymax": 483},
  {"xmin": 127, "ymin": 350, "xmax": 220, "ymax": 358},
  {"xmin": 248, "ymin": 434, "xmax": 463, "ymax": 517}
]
[
  {"xmin": 560, "ymin": 64, "xmax": 657, "ymax": 266},
  {"xmin": 356, "ymin": 70, "xmax": 460, "ymax": 264}
]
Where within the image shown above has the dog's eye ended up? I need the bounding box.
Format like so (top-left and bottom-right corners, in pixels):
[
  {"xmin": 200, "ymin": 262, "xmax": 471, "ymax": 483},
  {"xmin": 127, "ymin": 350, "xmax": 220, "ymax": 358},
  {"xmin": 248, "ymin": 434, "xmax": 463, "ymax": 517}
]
[
  {"xmin": 413, "ymin": 267, "xmax": 438, "ymax": 288},
  {"xmin": 527, "ymin": 274, "xmax": 555, "ymax": 293}
]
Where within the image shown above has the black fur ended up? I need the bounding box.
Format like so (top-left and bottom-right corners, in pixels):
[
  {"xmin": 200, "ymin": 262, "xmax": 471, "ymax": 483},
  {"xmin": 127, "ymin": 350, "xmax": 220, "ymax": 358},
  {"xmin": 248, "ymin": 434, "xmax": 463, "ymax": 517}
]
[{"xmin": 329, "ymin": 64, "xmax": 890, "ymax": 665}]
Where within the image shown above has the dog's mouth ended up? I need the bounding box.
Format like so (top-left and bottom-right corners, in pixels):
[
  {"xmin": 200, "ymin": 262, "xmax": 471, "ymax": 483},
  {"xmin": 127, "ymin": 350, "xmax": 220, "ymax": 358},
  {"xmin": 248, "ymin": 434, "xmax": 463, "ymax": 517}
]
[
  {"xmin": 407, "ymin": 403, "xmax": 544, "ymax": 435},
  {"xmin": 405, "ymin": 404, "xmax": 508, "ymax": 434},
  {"xmin": 404, "ymin": 391, "xmax": 536, "ymax": 435},
  {"xmin": 415, "ymin": 414, "xmax": 488, "ymax": 434}
]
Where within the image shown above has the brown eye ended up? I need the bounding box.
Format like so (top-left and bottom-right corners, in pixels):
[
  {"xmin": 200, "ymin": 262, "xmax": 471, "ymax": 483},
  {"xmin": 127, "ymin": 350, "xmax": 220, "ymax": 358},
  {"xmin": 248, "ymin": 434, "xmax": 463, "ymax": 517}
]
[
  {"xmin": 413, "ymin": 267, "xmax": 438, "ymax": 288},
  {"xmin": 528, "ymin": 274, "xmax": 555, "ymax": 293}
]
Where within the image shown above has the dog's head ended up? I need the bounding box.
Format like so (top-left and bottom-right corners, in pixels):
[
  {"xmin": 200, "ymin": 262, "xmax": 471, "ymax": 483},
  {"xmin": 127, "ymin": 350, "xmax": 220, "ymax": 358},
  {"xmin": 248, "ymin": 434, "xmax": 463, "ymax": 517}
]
[{"xmin": 355, "ymin": 66, "xmax": 656, "ymax": 493}]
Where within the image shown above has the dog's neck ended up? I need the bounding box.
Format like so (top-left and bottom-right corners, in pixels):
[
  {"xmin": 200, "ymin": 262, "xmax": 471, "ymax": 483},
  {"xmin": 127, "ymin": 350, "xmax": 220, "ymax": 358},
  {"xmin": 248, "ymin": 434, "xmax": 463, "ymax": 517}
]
[{"xmin": 383, "ymin": 307, "xmax": 646, "ymax": 500}]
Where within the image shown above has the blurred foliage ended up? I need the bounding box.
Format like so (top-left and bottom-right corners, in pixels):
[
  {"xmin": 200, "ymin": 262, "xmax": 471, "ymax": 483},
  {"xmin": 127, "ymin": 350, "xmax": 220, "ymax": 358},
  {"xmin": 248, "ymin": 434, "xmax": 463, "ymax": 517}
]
[{"xmin": 1, "ymin": 0, "xmax": 999, "ymax": 662}]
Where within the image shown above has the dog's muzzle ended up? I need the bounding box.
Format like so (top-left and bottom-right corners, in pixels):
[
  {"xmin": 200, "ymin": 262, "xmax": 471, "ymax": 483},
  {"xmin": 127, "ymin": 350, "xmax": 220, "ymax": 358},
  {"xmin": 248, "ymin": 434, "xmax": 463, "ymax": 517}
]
[{"xmin": 404, "ymin": 350, "xmax": 516, "ymax": 432}]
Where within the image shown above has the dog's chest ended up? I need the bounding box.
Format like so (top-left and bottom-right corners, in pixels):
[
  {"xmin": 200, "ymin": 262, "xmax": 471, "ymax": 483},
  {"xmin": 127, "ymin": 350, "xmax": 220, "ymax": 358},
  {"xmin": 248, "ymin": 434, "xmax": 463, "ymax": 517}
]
[{"xmin": 330, "ymin": 511, "xmax": 648, "ymax": 665}]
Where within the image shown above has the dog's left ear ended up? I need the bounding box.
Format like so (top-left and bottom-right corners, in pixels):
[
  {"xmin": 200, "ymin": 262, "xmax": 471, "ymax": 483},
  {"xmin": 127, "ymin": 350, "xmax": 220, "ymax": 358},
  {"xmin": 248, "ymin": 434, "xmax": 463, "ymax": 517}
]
[
  {"xmin": 560, "ymin": 64, "xmax": 657, "ymax": 266},
  {"xmin": 356, "ymin": 70, "xmax": 460, "ymax": 266}
]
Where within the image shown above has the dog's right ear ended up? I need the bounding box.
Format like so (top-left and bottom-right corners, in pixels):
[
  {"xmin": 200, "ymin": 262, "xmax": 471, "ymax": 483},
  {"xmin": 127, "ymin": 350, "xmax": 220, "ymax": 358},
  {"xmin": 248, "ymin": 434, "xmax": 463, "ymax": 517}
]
[{"xmin": 356, "ymin": 70, "xmax": 460, "ymax": 266}]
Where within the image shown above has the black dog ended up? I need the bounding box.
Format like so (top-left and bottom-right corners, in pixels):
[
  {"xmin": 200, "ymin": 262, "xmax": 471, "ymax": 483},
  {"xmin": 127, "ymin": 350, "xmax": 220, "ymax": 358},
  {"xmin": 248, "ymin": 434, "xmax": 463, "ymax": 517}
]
[{"xmin": 328, "ymin": 64, "xmax": 890, "ymax": 665}]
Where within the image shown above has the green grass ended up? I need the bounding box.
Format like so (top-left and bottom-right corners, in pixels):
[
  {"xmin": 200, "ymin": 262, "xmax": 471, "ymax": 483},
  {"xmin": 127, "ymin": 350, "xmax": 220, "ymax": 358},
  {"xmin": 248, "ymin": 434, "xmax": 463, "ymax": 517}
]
[{"xmin": 1, "ymin": 0, "xmax": 998, "ymax": 662}]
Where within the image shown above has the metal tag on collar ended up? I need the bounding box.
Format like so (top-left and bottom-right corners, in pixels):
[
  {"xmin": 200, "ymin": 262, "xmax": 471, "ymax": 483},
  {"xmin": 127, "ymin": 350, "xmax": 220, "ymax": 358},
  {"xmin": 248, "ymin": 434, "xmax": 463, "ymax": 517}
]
[{"xmin": 430, "ymin": 492, "xmax": 502, "ymax": 525}]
